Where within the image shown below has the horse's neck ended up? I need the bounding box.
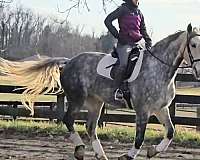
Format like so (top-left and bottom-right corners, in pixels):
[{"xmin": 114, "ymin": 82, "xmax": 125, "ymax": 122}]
[{"xmin": 146, "ymin": 32, "xmax": 187, "ymax": 80}]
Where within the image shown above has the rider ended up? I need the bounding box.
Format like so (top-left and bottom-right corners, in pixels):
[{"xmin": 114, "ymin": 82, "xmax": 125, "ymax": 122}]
[{"xmin": 104, "ymin": 0, "xmax": 152, "ymax": 100}]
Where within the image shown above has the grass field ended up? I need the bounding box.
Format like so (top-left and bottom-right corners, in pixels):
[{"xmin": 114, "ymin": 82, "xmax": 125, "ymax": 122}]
[
  {"xmin": 0, "ymin": 93, "xmax": 56, "ymax": 102},
  {"xmin": 0, "ymin": 120, "xmax": 200, "ymax": 147},
  {"xmin": 0, "ymin": 76, "xmax": 57, "ymax": 102},
  {"xmin": 176, "ymin": 87, "xmax": 200, "ymax": 96}
]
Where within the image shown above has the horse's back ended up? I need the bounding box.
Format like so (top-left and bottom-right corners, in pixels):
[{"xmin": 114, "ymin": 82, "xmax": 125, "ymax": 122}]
[
  {"xmin": 78, "ymin": 52, "xmax": 106, "ymax": 60},
  {"xmin": 60, "ymin": 52, "xmax": 106, "ymax": 94}
]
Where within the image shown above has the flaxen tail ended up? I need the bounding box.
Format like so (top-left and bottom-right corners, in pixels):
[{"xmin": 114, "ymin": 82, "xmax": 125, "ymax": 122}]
[{"xmin": 0, "ymin": 56, "xmax": 69, "ymax": 115}]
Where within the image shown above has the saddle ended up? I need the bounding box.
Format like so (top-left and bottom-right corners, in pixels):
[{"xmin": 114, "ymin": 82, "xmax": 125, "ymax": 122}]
[{"xmin": 110, "ymin": 46, "xmax": 140, "ymax": 80}]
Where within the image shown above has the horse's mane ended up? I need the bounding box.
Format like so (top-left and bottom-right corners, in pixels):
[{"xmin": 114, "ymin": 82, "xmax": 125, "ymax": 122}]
[{"xmin": 153, "ymin": 31, "xmax": 185, "ymax": 52}]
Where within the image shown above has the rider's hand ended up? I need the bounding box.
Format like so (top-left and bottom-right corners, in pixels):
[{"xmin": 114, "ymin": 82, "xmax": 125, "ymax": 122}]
[{"xmin": 145, "ymin": 43, "xmax": 151, "ymax": 51}]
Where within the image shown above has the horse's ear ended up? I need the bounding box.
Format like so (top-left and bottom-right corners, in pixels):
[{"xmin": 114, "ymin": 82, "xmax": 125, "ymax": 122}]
[{"xmin": 187, "ymin": 23, "xmax": 193, "ymax": 33}]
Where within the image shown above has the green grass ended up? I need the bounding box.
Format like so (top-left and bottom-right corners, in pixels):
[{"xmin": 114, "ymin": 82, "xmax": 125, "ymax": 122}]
[
  {"xmin": 0, "ymin": 120, "xmax": 200, "ymax": 147},
  {"xmin": 0, "ymin": 120, "xmax": 66, "ymax": 136}
]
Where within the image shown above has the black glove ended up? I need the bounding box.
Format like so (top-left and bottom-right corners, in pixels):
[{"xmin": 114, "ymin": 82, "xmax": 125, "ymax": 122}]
[{"xmin": 145, "ymin": 43, "xmax": 151, "ymax": 51}]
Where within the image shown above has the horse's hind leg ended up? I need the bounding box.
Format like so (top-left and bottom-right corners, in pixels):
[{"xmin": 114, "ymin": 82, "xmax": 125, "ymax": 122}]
[
  {"xmin": 63, "ymin": 100, "xmax": 85, "ymax": 160},
  {"xmin": 119, "ymin": 110, "xmax": 149, "ymax": 160},
  {"xmin": 147, "ymin": 107, "xmax": 175, "ymax": 158},
  {"xmin": 85, "ymin": 96, "xmax": 108, "ymax": 160}
]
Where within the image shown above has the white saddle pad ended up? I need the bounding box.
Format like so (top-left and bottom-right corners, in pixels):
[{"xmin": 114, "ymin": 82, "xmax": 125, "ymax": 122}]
[
  {"xmin": 97, "ymin": 50, "xmax": 144, "ymax": 82},
  {"xmin": 97, "ymin": 55, "xmax": 117, "ymax": 80}
]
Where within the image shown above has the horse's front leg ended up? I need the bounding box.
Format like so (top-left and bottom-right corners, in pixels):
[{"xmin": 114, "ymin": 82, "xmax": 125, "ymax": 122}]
[
  {"xmin": 86, "ymin": 97, "xmax": 108, "ymax": 160},
  {"xmin": 147, "ymin": 107, "xmax": 175, "ymax": 158},
  {"xmin": 63, "ymin": 102, "xmax": 85, "ymax": 160},
  {"xmin": 119, "ymin": 111, "xmax": 149, "ymax": 160}
]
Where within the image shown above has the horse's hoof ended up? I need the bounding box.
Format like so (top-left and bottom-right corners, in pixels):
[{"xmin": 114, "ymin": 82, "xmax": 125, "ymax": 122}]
[
  {"xmin": 95, "ymin": 154, "xmax": 108, "ymax": 160},
  {"xmin": 118, "ymin": 154, "xmax": 134, "ymax": 160},
  {"xmin": 147, "ymin": 145, "xmax": 159, "ymax": 158},
  {"xmin": 74, "ymin": 145, "xmax": 85, "ymax": 160}
]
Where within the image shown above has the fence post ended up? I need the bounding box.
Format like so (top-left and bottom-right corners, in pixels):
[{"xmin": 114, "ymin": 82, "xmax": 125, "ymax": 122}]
[
  {"xmin": 196, "ymin": 108, "xmax": 200, "ymax": 131},
  {"xmin": 49, "ymin": 103, "xmax": 56, "ymax": 122},
  {"xmin": 169, "ymin": 99, "xmax": 176, "ymax": 127},
  {"xmin": 56, "ymin": 93, "xmax": 65, "ymax": 123},
  {"xmin": 12, "ymin": 103, "xmax": 18, "ymax": 120}
]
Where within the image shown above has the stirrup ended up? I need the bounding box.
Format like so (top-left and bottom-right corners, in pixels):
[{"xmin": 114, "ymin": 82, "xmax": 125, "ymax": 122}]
[{"xmin": 114, "ymin": 88, "xmax": 124, "ymax": 101}]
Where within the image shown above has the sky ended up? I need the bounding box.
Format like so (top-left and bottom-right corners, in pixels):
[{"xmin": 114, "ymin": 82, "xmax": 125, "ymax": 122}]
[{"xmin": 11, "ymin": 0, "xmax": 200, "ymax": 44}]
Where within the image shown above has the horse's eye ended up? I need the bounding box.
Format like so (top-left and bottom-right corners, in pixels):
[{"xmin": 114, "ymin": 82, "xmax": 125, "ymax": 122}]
[{"xmin": 191, "ymin": 43, "xmax": 197, "ymax": 48}]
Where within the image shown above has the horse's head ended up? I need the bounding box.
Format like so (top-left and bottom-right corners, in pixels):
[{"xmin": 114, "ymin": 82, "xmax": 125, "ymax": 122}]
[{"xmin": 182, "ymin": 24, "xmax": 200, "ymax": 79}]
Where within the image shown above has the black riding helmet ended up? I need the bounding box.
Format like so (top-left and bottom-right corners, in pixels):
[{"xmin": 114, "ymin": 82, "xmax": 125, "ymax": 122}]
[
  {"xmin": 122, "ymin": 0, "xmax": 132, "ymax": 3},
  {"xmin": 122, "ymin": 0, "xmax": 139, "ymax": 7}
]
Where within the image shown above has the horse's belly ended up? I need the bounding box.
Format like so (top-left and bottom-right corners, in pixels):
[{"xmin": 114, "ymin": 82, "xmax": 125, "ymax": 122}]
[
  {"xmin": 131, "ymin": 83, "xmax": 176, "ymax": 113},
  {"xmin": 150, "ymin": 86, "xmax": 176, "ymax": 112}
]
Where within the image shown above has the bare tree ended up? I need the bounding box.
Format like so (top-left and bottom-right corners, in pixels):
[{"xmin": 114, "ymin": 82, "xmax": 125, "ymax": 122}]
[
  {"xmin": 57, "ymin": 0, "xmax": 118, "ymax": 18},
  {"xmin": 0, "ymin": 4, "xmax": 104, "ymax": 59},
  {"xmin": 0, "ymin": 0, "xmax": 12, "ymax": 7},
  {"xmin": 0, "ymin": 0, "xmax": 12, "ymax": 56},
  {"xmin": 0, "ymin": 0, "xmax": 12, "ymax": 13}
]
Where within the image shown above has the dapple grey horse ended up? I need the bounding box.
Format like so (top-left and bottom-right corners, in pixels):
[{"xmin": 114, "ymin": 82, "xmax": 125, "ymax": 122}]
[{"xmin": 0, "ymin": 24, "xmax": 200, "ymax": 160}]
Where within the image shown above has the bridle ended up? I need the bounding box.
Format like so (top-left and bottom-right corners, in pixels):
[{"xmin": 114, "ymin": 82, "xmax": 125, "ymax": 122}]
[
  {"xmin": 147, "ymin": 32, "xmax": 200, "ymax": 69},
  {"xmin": 186, "ymin": 33, "xmax": 200, "ymax": 66}
]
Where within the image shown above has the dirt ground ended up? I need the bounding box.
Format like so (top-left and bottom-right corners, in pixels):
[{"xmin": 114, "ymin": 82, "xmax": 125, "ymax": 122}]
[{"xmin": 0, "ymin": 133, "xmax": 200, "ymax": 160}]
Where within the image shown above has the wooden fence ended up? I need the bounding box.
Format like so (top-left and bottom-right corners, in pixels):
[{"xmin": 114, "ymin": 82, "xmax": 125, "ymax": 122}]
[
  {"xmin": 0, "ymin": 74, "xmax": 200, "ymax": 127},
  {"xmin": 0, "ymin": 84, "xmax": 66, "ymax": 121}
]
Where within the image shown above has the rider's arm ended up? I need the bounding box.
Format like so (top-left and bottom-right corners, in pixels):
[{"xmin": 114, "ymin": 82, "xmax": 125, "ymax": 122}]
[
  {"xmin": 140, "ymin": 12, "xmax": 152, "ymax": 49},
  {"xmin": 104, "ymin": 6, "xmax": 125, "ymax": 39}
]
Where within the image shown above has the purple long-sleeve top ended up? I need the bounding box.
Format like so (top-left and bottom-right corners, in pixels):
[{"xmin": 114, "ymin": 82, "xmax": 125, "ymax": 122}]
[{"xmin": 104, "ymin": 3, "xmax": 152, "ymax": 47}]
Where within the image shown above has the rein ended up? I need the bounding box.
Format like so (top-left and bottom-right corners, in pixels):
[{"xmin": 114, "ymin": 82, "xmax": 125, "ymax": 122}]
[{"xmin": 146, "ymin": 33, "xmax": 200, "ymax": 69}]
